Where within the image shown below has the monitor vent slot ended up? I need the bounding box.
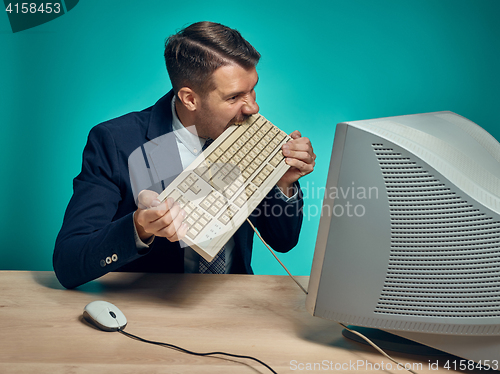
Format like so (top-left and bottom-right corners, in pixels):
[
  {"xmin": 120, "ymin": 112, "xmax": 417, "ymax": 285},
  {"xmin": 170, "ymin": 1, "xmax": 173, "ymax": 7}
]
[{"xmin": 372, "ymin": 144, "xmax": 500, "ymax": 318}]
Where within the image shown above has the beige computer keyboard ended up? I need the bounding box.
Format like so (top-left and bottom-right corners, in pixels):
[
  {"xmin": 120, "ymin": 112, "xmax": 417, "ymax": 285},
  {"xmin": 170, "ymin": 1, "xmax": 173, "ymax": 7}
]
[{"xmin": 157, "ymin": 113, "xmax": 291, "ymax": 261}]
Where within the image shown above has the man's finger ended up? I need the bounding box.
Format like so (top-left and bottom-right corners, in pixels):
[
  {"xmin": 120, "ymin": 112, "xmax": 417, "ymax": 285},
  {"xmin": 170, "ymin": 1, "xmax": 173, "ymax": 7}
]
[
  {"xmin": 285, "ymin": 157, "xmax": 315, "ymax": 175},
  {"xmin": 164, "ymin": 213, "xmax": 189, "ymax": 242},
  {"xmin": 137, "ymin": 189, "xmax": 161, "ymax": 209}
]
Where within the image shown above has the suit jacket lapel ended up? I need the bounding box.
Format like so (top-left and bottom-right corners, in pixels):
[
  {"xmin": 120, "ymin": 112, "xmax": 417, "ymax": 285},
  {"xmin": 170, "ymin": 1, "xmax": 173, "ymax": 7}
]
[{"xmin": 145, "ymin": 91, "xmax": 184, "ymax": 191}]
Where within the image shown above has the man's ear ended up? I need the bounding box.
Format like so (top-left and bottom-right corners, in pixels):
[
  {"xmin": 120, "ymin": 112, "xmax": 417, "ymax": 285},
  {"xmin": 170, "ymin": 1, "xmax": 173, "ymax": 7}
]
[{"xmin": 177, "ymin": 87, "xmax": 200, "ymax": 112}]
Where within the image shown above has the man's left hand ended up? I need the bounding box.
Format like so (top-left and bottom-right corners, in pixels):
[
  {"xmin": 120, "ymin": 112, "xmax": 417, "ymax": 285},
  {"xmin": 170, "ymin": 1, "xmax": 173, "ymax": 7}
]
[{"xmin": 276, "ymin": 130, "xmax": 316, "ymax": 197}]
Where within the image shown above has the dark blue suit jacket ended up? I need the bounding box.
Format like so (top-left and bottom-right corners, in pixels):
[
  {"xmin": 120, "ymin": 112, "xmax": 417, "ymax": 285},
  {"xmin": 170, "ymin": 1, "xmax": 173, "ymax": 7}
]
[{"xmin": 54, "ymin": 91, "xmax": 304, "ymax": 289}]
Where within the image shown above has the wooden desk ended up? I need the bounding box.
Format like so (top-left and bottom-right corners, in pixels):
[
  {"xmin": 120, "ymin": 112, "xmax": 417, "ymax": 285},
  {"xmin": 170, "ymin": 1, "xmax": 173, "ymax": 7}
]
[{"xmin": 0, "ymin": 272, "xmax": 489, "ymax": 373}]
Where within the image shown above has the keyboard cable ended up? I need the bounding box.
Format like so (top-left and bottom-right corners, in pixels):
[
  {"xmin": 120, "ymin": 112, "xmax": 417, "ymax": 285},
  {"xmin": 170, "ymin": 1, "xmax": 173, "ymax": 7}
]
[
  {"xmin": 246, "ymin": 218, "xmax": 419, "ymax": 374},
  {"xmin": 245, "ymin": 218, "xmax": 308, "ymax": 295}
]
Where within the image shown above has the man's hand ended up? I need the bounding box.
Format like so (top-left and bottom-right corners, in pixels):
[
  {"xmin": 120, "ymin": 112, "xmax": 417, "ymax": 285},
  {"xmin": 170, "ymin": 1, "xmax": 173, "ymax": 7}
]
[
  {"xmin": 276, "ymin": 131, "xmax": 316, "ymax": 197},
  {"xmin": 134, "ymin": 190, "xmax": 188, "ymax": 242}
]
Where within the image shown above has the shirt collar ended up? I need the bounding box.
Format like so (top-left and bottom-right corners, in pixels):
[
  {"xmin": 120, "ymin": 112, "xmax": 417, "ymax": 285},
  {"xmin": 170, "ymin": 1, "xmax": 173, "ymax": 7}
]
[{"xmin": 171, "ymin": 96, "xmax": 207, "ymax": 156}]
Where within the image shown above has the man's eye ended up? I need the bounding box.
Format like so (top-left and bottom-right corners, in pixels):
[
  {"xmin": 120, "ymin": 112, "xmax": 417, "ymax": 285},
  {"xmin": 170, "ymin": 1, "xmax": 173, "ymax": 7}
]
[{"xmin": 228, "ymin": 95, "xmax": 238, "ymax": 101}]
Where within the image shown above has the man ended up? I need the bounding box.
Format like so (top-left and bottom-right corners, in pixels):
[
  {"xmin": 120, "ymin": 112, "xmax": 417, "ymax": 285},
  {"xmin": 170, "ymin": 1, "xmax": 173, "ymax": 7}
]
[{"xmin": 53, "ymin": 21, "xmax": 315, "ymax": 289}]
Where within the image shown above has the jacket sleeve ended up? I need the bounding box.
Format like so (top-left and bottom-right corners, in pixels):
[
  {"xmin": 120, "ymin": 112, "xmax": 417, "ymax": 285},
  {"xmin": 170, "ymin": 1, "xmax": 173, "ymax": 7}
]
[
  {"xmin": 253, "ymin": 183, "xmax": 304, "ymax": 253},
  {"xmin": 53, "ymin": 125, "xmax": 147, "ymax": 289}
]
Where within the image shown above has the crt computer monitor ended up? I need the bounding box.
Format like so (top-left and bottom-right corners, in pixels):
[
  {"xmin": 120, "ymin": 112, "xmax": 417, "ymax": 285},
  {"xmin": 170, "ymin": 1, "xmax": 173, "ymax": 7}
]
[{"xmin": 306, "ymin": 111, "xmax": 500, "ymax": 362}]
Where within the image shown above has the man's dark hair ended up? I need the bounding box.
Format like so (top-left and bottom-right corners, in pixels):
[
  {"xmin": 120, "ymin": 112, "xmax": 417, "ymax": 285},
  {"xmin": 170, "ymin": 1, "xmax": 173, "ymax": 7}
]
[{"xmin": 164, "ymin": 21, "xmax": 261, "ymax": 97}]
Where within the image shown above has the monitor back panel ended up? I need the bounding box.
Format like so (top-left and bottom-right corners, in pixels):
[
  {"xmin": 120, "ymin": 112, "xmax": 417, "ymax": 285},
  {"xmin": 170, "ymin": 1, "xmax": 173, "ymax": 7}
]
[{"xmin": 306, "ymin": 112, "xmax": 500, "ymax": 336}]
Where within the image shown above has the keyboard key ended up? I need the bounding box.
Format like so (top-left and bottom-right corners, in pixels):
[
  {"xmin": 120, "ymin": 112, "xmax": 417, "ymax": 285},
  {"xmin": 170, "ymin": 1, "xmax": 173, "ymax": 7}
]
[
  {"xmin": 252, "ymin": 175, "xmax": 264, "ymax": 187},
  {"xmin": 245, "ymin": 184, "xmax": 257, "ymax": 198},
  {"xmin": 214, "ymin": 200, "xmax": 224, "ymax": 210},
  {"xmin": 246, "ymin": 163, "xmax": 257, "ymax": 174},
  {"xmin": 200, "ymin": 198, "xmax": 212, "ymax": 211},
  {"xmin": 269, "ymin": 152, "xmax": 284, "ymax": 167},
  {"xmin": 208, "ymin": 205, "xmax": 219, "ymax": 216},
  {"xmin": 177, "ymin": 196, "xmax": 188, "ymax": 206},
  {"xmin": 199, "ymin": 215, "xmax": 210, "ymax": 227},
  {"xmin": 191, "ymin": 211, "xmax": 200, "ymax": 221},
  {"xmin": 195, "ymin": 163, "xmax": 208, "ymax": 176},
  {"xmin": 262, "ymin": 164, "xmax": 274, "ymax": 176},
  {"xmin": 183, "ymin": 204, "xmax": 193, "ymax": 216},
  {"xmin": 232, "ymin": 153, "xmax": 243, "ymax": 164},
  {"xmin": 167, "ymin": 189, "xmax": 182, "ymax": 202},
  {"xmin": 190, "ymin": 182, "xmax": 202, "ymax": 194},
  {"xmin": 201, "ymin": 171, "xmax": 212, "ymax": 183},
  {"xmin": 236, "ymin": 138, "xmax": 246, "ymax": 147},
  {"xmin": 233, "ymin": 177, "xmax": 243, "ymax": 189},
  {"xmin": 247, "ymin": 137, "xmax": 257, "ymax": 147},
  {"xmin": 178, "ymin": 181, "xmax": 190, "ymax": 193},
  {"xmin": 213, "ymin": 148, "xmax": 224, "ymax": 158},
  {"xmin": 255, "ymin": 141, "xmax": 265, "ymax": 152},
  {"xmin": 186, "ymin": 229, "xmax": 199, "ymax": 240},
  {"xmin": 206, "ymin": 192, "xmax": 217, "ymax": 204},
  {"xmin": 224, "ymin": 186, "xmax": 236, "ymax": 199},
  {"xmin": 208, "ymin": 152, "xmax": 218, "ymax": 163},
  {"xmin": 218, "ymin": 214, "xmax": 230, "ymax": 225},
  {"xmin": 234, "ymin": 193, "xmax": 248, "ymax": 208},
  {"xmin": 256, "ymin": 153, "xmax": 267, "ymax": 164},
  {"xmin": 260, "ymin": 147, "xmax": 272, "ymax": 158}
]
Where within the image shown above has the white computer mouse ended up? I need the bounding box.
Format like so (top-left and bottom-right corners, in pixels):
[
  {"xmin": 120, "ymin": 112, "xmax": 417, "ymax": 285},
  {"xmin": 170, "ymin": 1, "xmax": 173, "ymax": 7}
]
[{"xmin": 83, "ymin": 300, "xmax": 127, "ymax": 332}]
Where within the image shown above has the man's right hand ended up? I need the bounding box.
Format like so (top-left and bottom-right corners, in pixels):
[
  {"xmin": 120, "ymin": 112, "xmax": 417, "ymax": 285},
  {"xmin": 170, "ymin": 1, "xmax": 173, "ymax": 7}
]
[{"xmin": 134, "ymin": 190, "xmax": 188, "ymax": 242}]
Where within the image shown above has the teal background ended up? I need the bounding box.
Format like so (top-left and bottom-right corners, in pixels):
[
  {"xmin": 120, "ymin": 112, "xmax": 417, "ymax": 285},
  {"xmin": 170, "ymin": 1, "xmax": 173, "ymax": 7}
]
[{"xmin": 1, "ymin": 0, "xmax": 499, "ymax": 276}]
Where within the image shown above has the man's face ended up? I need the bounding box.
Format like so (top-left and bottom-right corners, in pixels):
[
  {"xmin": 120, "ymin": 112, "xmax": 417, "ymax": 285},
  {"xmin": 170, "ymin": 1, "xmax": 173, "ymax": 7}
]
[{"xmin": 194, "ymin": 64, "xmax": 259, "ymax": 139}]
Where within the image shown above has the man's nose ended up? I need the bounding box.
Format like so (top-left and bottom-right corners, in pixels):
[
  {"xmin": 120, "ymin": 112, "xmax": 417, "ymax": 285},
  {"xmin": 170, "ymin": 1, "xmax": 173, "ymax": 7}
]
[{"xmin": 242, "ymin": 95, "xmax": 259, "ymax": 115}]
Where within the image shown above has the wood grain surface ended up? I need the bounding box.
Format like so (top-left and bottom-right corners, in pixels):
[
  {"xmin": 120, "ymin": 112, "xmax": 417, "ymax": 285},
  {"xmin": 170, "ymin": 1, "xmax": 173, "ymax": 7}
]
[{"xmin": 0, "ymin": 271, "xmax": 486, "ymax": 373}]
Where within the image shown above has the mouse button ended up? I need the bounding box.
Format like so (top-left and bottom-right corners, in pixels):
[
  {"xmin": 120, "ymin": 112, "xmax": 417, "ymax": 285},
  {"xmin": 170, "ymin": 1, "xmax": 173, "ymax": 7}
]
[
  {"xmin": 95, "ymin": 311, "xmax": 119, "ymax": 329},
  {"xmin": 84, "ymin": 301, "xmax": 107, "ymax": 316},
  {"xmin": 82, "ymin": 310, "xmax": 94, "ymax": 323},
  {"xmin": 82, "ymin": 310, "xmax": 112, "ymax": 331},
  {"xmin": 115, "ymin": 316, "xmax": 127, "ymax": 330},
  {"xmin": 108, "ymin": 306, "xmax": 127, "ymax": 322},
  {"xmin": 95, "ymin": 307, "xmax": 113, "ymax": 321}
]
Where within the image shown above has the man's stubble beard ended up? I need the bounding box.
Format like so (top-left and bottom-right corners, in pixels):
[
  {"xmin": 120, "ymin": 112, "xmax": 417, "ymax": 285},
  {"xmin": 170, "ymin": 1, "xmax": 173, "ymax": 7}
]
[{"xmin": 195, "ymin": 106, "xmax": 250, "ymax": 140}]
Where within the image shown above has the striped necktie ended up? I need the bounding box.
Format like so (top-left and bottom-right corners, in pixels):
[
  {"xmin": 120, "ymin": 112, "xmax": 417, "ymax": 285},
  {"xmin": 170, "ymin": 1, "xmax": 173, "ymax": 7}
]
[{"xmin": 199, "ymin": 248, "xmax": 226, "ymax": 274}]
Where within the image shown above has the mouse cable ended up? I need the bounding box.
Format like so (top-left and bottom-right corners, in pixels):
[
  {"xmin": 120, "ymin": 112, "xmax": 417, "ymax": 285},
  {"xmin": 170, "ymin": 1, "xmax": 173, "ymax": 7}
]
[
  {"xmin": 246, "ymin": 218, "xmax": 308, "ymax": 295},
  {"xmin": 246, "ymin": 219, "xmax": 418, "ymax": 374},
  {"xmin": 117, "ymin": 328, "xmax": 277, "ymax": 374}
]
